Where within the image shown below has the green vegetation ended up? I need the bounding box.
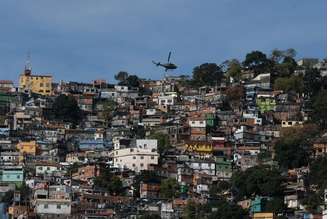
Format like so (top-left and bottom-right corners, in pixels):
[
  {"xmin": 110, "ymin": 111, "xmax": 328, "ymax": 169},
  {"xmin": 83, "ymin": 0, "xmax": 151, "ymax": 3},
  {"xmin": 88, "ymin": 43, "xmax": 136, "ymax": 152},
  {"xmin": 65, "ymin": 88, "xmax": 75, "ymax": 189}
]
[
  {"xmin": 192, "ymin": 63, "xmax": 224, "ymax": 86},
  {"xmin": 138, "ymin": 214, "xmax": 161, "ymax": 219},
  {"xmin": 94, "ymin": 168, "xmax": 124, "ymax": 195},
  {"xmin": 148, "ymin": 132, "xmax": 171, "ymax": 155},
  {"xmin": 243, "ymin": 50, "xmax": 272, "ymax": 74},
  {"xmin": 232, "ymin": 165, "xmax": 284, "ymax": 200},
  {"xmin": 308, "ymin": 156, "xmax": 327, "ymax": 192},
  {"xmin": 209, "ymin": 180, "xmax": 231, "ymax": 198},
  {"xmin": 274, "ymin": 125, "xmax": 319, "ymax": 169},
  {"xmin": 115, "ymin": 71, "xmax": 129, "ymax": 82},
  {"xmin": 102, "ymin": 99, "xmax": 117, "ymax": 125},
  {"xmin": 182, "ymin": 199, "xmax": 249, "ymax": 219},
  {"xmin": 273, "ymin": 76, "xmax": 304, "ymax": 93},
  {"xmin": 310, "ymin": 89, "xmax": 327, "ymax": 129},
  {"xmin": 226, "ymin": 59, "xmax": 242, "ymax": 81},
  {"xmin": 53, "ymin": 94, "xmax": 82, "ymax": 124},
  {"xmin": 115, "ymin": 71, "xmax": 140, "ymax": 87},
  {"xmin": 160, "ymin": 178, "xmax": 179, "ymax": 199}
]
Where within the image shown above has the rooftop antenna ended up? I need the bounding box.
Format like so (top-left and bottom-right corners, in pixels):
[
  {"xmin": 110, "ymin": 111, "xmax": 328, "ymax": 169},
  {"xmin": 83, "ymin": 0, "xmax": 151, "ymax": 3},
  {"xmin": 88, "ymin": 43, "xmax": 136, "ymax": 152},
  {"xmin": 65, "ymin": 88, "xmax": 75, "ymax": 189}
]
[{"xmin": 25, "ymin": 50, "xmax": 32, "ymax": 71}]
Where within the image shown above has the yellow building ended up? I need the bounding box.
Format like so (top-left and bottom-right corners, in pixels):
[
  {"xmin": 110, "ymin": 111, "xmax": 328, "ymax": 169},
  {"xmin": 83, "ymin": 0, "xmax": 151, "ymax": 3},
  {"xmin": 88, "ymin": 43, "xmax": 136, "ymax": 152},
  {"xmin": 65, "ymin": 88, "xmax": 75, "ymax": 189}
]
[
  {"xmin": 253, "ymin": 213, "xmax": 275, "ymax": 219},
  {"xmin": 19, "ymin": 68, "xmax": 53, "ymax": 96},
  {"xmin": 185, "ymin": 142, "xmax": 213, "ymax": 154},
  {"xmin": 16, "ymin": 140, "xmax": 38, "ymax": 156}
]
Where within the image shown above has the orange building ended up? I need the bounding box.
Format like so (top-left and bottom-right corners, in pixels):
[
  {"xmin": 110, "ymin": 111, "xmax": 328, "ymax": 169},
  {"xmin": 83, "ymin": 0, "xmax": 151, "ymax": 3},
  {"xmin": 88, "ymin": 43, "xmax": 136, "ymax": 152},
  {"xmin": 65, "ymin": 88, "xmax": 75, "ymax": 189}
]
[
  {"xmin": 16, "ymin": 140, "xmax": 38, "ymax": 156},
  {"xmin": 72, "ymin": 165, "xmax": 100, "ymax": 182}
]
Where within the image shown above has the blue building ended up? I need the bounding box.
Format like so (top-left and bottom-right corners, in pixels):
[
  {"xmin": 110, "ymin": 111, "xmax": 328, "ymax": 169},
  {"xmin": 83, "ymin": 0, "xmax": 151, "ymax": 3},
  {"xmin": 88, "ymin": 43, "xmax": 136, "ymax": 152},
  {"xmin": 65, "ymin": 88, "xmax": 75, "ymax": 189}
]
[{"xmin": 0, "ymin": 166, "xmax": 24, "ymax": 187}]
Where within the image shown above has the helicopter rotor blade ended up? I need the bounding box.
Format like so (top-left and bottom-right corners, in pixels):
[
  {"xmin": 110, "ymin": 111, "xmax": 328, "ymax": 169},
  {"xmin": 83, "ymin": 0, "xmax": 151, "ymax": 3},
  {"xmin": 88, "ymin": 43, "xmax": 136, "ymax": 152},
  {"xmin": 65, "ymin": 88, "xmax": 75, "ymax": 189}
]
[{"xmin": 167, "ymin": 52, "xmax": 171, "ymax": 63}]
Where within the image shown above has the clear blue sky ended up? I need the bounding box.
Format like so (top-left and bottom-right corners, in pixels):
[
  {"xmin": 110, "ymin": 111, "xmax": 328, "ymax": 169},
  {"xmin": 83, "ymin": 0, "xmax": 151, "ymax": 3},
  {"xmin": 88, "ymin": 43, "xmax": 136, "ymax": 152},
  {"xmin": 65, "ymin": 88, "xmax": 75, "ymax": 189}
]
[{"xmin": 0, "ymin": 0, "xmax": 326, "ymax": 84}]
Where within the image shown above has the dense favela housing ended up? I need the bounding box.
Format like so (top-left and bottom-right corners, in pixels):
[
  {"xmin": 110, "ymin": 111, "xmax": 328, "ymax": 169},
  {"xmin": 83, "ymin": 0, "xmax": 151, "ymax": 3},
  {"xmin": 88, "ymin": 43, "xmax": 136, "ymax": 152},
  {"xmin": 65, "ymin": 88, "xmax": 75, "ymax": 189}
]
[{"xmin": 0, "ymin": 49, "xmax": 327, "ymax": 219}]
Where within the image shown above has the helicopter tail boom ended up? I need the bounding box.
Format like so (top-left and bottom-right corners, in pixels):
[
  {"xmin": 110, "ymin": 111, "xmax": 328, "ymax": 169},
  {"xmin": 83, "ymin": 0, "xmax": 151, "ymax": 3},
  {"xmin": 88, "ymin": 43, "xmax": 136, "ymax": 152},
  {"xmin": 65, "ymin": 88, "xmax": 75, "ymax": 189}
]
[{"xmin": 152, "ymin": 61, "xmax": 161, "ymax": 66}]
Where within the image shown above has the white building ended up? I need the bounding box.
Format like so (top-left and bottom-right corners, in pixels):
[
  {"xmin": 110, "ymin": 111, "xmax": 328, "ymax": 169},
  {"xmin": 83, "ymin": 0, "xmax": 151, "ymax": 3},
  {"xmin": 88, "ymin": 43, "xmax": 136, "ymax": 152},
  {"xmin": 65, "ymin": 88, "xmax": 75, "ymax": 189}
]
[
  {"xmin": 35, "ymin": 199, "xmax": 71, "ymax": 216},
  {"xmin": 158, "ymin": 92, "xmax": 177, "ymax": 106},
  {"xmin": 34, "ymin": 185, "xmax": 72, "ymax": 217},
  {"xmin": 113, "ymin": 139, "xmax": 159, "ymax": 172},
  {"xmin": 35, "ymin": 163, "xmax": 63, "ymax": 176},
  {"xmin": 281, "ymin": 120, "xmax": 303, "ymax": 128},
  {"xmin": 188, "ymin": 120, "xmax": 206, "ymax": 128}
]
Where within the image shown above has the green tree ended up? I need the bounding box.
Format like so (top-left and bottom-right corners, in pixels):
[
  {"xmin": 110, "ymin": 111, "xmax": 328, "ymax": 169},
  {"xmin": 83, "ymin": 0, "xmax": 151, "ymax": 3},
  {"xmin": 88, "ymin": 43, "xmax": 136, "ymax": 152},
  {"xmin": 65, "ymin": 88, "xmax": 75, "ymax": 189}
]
[
  {"xmin": 271, "ymin": 49, "xmax": 285, "ymax": 63},
  {"xmin": 232, "ymin": 165, "xmax": 284, "ymax": 200},
  {"xmin": 192, "ymin": 63, "xmax": 224, "ymax": 86},
  {"xmin": 138, "ymin": 214, "xmax": 161, "ymax": 219},
  {"xmin": 209, "ymin": 180, "xmax": 231, "ymax": 198},
  {"xmin": 226, "ymin": 59, "xmax": 242, "ymax": 81},
  {"xmin": 160, "ymin": 178, "xmax": 179, "ymax": 199},
  {"xmin": 308, "ymin": 156, "xmax": 327, "ymax": 192},
  {"xmin": 102, "ymin": 100, "xmax": 117, "ymax": 126},
  {"xmin": 310, "ymin": 89, "xmax": 327, "ymax": 130},
  {"xmin": 302, "ymin": 191, "xmax": 324, "ymax": 214},
  {"xmin": 270, "ymin": 48, "xmax": 296, "ymax": 63},
  {"xmin": 274, "ymin": 134, "xmax": 310, "ymax": 169},
  {"xmin": 183, "ymin": 200, "xmax": 204, "ymax": 219},
  {"xmin": 115, "ymin": 71, "xmax": 129, "ymax": 82},
  {"xmin": 224, "ymin": 85, "xmax": 244, "ymax": 109},
  {"xmin": 119, "ymin": 75, "xmax": 140, "ymax": 87},
  {"xmin": 263, "ymin": 197, "xmax": 286, "ymax": 214},
  {"xmin": 94, "ymin": 168, "xmax": 124, "ymax": 195},
  {"xmin": 148, "ymin": 132, "xmax": 171, "ymax": 155},
  {"xmin": 274, "ymin": 125, "xmax": 319, "ymax": 169},
  {"xmin": 273, "ymin": 76, "xmax": 304, "ymax": 93},
  {"xmin": 303, "ymin": 68, "xmax": 323, "ymax": 98},
  {"xmin": 208, "ymin": 198, "xmax": 249, "ymax": 219},
  {"xmin": 243, "ymin": 51, "xmax": 272, "ymax": 74},
  {"xmin": 53, "ymin": 94, "xmax": 82, "ymax": 124}
]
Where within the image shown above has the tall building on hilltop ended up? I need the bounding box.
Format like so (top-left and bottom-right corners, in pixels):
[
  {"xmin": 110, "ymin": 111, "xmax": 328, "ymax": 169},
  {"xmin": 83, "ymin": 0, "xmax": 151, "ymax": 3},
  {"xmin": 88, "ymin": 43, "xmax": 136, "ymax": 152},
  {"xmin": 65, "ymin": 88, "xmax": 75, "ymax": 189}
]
[{"xmin": 18, "ymin": 57, "xmax": 53, "ymax": 96}]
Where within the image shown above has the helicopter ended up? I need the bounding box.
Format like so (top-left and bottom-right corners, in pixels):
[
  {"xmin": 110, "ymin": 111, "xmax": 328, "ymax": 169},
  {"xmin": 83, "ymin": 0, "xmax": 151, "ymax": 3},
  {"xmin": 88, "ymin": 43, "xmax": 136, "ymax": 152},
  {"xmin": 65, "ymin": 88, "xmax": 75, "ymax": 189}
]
[{"xmin": 152, "ymin": 51, "xmax": 177, "ymax": 71}]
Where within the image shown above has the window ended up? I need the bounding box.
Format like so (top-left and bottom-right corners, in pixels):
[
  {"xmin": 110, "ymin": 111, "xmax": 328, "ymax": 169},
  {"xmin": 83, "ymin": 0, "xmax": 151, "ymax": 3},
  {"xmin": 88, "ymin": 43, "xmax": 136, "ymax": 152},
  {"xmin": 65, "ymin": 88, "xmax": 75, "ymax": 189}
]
[
  {"xmin": 40, "ymin": 83, "xmax": 44, "ymax": 87},
  {"xmin": 140, "ymin": 156, "xmax": 144, "ymax": 160},
  {"xmin": 151, "ymin": 156, "xmax": 154, "ymax": 160},
  {"xmin": 47, "ymin": 167, "xmax": 50, "ymax": 171},
  {"xmin": 17, "ymin": 175, "xmax": 20, "ymax": 179},
  {"xmin": 133, "ymin": 156, "xmax": 136, "ymax": 159},
  {"xmin": 44, "ymin": 204, "xmax": 48, "ymax": 209},
  {"xmin": 130, "ymin": 148, "xmax": 134, "ymax": 152},
  {"xmin": 288, "ymin": 122, "xmax": 292, "ymax": 125},
  {"xmin": 57, "ymin": 204, "xmax": 61, "ymax": 209},
  {"xmin": 132, "ymin": 164, "xmax": 135, "ymax": 167},
  {"xmin": 46, "ymin": 83, "xmax": 50, "ymax": 87},
  {"xmin": 140, "ymin": 163, "xmax": 144, "ymax": 167}
]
